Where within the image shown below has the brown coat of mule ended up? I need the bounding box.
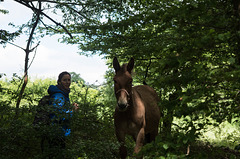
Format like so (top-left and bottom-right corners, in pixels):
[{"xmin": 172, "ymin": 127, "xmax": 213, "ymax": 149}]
[{"xmin": 113, "ymin": 57, "xmax": 160, "ymax": 159}]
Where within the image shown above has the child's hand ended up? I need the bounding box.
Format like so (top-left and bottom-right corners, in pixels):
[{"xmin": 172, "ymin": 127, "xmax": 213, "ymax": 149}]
[{"xmin": 72, "ymin": 103, "xmax": 79, "ymax": 111}]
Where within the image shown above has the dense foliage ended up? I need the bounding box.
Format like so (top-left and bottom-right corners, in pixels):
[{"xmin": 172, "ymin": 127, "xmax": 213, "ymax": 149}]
[
  {"xmin": 60, "ymin": 0, "xmax": 240, "ymax": 149},
  {"xmin": 0, "ymin": 76, "xmax": 119, "ymax": 159},
  {"xmin": 61, "ymin": 0, "xmax": 240, "ymax": 157},
  {"xmin": 1, "ymin": 0, "xmax": 240, "ymax": 158}
]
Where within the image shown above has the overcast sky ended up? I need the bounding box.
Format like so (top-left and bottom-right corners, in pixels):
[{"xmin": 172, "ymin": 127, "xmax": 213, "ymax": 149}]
[{"xmin": 0, "ymin": 1, "xmax": 108, "ymax": 84}]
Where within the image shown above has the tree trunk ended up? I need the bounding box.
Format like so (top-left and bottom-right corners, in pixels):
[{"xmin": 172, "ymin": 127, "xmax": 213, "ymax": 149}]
[{"xmin": 15, "ymin": 1, "xmax": 41, "ymax": 114}]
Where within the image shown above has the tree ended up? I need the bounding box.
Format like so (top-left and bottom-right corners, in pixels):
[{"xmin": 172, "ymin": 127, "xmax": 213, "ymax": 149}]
[
  {"xmin": 58, "ymin": 0, "xmax": 240, "ymax": 147},
  {"xmin": 3, "ymin": 0, "xmax": 240, "ymax": 142},
  {"xmin": 1, "ymin": 0, "xmax": 99, "ymax": 109},
  {"xmin": 69, "ymin": 72, "xmax": 85, "ymax": 84},
  {"xmin": 2, "ymin": 0, "xmax": 240, "ymax": 157}
]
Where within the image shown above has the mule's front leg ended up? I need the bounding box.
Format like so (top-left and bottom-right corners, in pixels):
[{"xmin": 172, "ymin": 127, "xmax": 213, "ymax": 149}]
[
  {"xmin": 134, "ymin": 128, "xmax": 145, "ymax": 158},
  {"xmin": 116, "ymin": 130, "xmax": 127, "ymax": 159},
  {"xmin": 119, "ymin": 143, "xmax": 127, "ymax": 159}
]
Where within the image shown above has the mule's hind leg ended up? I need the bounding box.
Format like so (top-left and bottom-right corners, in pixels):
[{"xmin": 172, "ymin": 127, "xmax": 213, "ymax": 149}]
[
  {"xmin": 145, "ymin": 130, "xmax": 157, "ymax": 144},
  {"xmin": 145, "ymin": 133, "xmax": 151, "ymax": 144},
  {"xmin": 149, "ymin": 128, "xmax": 158, "ymax": 142}
]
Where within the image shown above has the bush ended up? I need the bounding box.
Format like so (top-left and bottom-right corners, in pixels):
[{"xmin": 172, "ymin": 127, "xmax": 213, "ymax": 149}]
[{"xmin": 0, "ymin": 77, "xmax": 119, "ymax": 158}]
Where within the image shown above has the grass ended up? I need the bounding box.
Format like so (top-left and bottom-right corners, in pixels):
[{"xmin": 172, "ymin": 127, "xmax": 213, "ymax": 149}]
[
  {"xmin": 185, "ymin": 120, "xmax": 240, "ymax": 158},
  {"xmin": 199, "ymin": 121, "xmax": 240, "ymax": 149}
]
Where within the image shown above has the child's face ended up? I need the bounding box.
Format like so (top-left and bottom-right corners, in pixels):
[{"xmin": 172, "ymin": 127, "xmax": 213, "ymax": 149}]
[{"xmin": 60, "ymin": 74, "xmax": 71, "ymax": 90}]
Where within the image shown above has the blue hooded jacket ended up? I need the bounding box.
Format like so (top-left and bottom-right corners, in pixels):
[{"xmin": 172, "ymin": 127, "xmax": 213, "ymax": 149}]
[{"xmin": 48, "ymin": 85, "xmax": 72, "ymax": 136}]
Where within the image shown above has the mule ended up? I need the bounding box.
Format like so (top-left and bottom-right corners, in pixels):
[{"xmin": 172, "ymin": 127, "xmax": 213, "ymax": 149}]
[{"xmin": 113, "ymin": 57, "xmax": 161, "ymax": 159}]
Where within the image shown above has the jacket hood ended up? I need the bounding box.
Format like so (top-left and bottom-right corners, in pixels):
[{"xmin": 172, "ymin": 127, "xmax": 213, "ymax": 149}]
[{"xmin": 48, "ymin": 85, "xmax": 69, "ymax": 98}]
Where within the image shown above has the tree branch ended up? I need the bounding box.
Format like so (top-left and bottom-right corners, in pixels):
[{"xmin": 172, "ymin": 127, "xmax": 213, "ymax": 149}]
[
  {"xmin": 143, "ymin": 58, "xmax": 152, "ymax": 85},
  {"xmin": 14, "ymin": 0, "xmax": 73, "ymax": 38},
  {"xmin": 0, "ymin": 39, "xmax": 25, "ymax": 50}
]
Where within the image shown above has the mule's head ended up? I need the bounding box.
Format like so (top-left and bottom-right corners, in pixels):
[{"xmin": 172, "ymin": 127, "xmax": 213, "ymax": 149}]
[{"xmin": 113, "ymin": 57, "xmax": 134, "ymax": 112}]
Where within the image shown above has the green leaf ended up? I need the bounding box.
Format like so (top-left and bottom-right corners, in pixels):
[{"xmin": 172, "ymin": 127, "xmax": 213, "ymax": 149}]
[
  {"xmin": 183, "ymin": 138, "xmax": 188, "ymax": 144},
  {"xmin": 228, "ymin": 57, "xmax": 235, "ymax": 65},
  {"xmin": 163, "ymin": 144, "xmax": 169, "ymax": 150}
]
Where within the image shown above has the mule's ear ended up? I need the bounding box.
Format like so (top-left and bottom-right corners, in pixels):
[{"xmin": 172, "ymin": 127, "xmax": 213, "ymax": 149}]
[
  {"xmin": 127, "ymin": 58, "xmax": 134, "ymax": 74},
  {"xmin": 113, "ymin": 57, "xmax": 120, "ymax": 73}
]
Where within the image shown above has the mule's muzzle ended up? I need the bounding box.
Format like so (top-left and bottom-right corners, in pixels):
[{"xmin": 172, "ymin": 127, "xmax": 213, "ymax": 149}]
[
  {"xmin": 115, "ymin": 89, "xmax": 130, "ymax": 111},
  {"xmin": 117, "ymin": 103, "xmax": 128, "ymax": 111}
]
